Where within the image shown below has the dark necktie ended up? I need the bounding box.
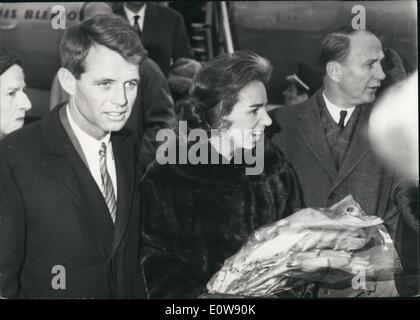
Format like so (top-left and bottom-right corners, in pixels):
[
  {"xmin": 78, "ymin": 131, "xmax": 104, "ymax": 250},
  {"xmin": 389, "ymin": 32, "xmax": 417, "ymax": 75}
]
[
  {"xmin": 99, "ymin": 142, "xmax": 117, "ymax": 224},
  {"xmin": 133, "ymin": 15, "xmax": 142, "ymax": 39},
  {"xmin": 338, "ymin": 110, "xmax": 348, "ymax": 129}
]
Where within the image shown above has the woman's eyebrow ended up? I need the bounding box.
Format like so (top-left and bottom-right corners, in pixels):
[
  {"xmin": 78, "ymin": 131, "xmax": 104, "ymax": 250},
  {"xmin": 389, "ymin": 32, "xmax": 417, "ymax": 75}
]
[
  {"xmin": 5, "ymin": 84, "xmax": 20, "ymax": 91},
  {"xmin": 249, "ymin": 103, "xmax": 266, "ymax": 108}
]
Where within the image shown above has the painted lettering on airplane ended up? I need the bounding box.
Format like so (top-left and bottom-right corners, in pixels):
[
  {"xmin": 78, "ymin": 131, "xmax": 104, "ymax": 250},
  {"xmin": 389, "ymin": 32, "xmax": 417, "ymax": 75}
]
[{"xmin": 0, "ymin": 8, "xmax": 79, "ymax": 21}]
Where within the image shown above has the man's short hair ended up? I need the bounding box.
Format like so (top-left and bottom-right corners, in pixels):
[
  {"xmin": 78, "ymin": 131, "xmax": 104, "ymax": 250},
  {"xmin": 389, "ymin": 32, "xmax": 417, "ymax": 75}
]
[
  {"xmin": 318, "ymin": 26, "xmax": 377, "ymax": 76},
  {"xmin": 60, "ymin": 14, "xmax": 147, "ymax": 79}
]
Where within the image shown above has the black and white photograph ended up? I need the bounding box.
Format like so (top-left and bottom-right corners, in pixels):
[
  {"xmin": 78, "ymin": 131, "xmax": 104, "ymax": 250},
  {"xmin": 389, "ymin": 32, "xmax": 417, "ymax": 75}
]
[{"xmin": 0, "ymin": 0, "xmax": 418, "ymax": 307}]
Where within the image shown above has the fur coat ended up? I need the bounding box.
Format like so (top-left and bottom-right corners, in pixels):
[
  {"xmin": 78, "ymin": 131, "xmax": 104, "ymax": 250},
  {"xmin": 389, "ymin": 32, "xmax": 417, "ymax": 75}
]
[{"xmin": 139, "ymin": 140, "xmax": 302, "ymax": 298}]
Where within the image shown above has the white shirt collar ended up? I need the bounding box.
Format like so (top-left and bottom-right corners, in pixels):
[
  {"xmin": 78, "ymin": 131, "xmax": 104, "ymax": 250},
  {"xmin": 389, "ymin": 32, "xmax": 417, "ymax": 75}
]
[
  {"xmin": 66, "ymin": 105, "xmax": 110, "ymax": 147},
  {"xmin": 66, "ymin": 105, "xmax": 117, "ymax": 198},
  {"xmin": 124, "ymin": 3, "xmax": 147, "ymax": 30},
  {"xmin": 322, "ymin": 90, "xmax": 356, "ymax": 126}
]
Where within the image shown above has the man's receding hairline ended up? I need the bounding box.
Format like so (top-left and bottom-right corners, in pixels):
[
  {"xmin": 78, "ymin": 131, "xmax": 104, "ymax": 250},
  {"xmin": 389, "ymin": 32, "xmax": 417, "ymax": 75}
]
[
  {"xmin": 327, "ymin": 29, "xmax": 376, "ymax": 48},
  {"xmin": 342, "ymin": 30, "xmax": 381, "ymax": 59}
]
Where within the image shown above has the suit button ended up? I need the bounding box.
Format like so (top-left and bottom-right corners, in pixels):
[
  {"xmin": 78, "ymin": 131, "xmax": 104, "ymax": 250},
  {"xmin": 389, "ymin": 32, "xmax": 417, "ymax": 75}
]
[{"xmin": 328, "ymin": 193, "xmax": 336, "ymax": 200}]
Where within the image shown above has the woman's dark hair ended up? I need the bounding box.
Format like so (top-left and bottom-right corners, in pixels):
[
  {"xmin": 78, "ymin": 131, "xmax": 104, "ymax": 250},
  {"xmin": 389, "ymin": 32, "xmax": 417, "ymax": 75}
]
[
  {"xmin": 176, "ymin": 50, "xmax": 272, "ymax": 132},
  {"xmin": 0, "ymin": 48, "xmax": 22, "ymax": 76},
  {"xmin": 60, "ymin": 14, "xmax": 147, "ymax": 79}
]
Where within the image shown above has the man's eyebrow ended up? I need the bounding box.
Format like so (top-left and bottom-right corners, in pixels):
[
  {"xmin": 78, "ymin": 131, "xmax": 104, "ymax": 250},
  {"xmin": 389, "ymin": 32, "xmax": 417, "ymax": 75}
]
[
  {"xmin": 94, "ymin": 78, "xmax": 115, "ymax": 83},
  {"xmin": 93, "ymin": 78, "xmax": 140, "ymax": 84},
  {"xmin": 365, "ymin": 57, "xmax": 383, "ymax": 64}
]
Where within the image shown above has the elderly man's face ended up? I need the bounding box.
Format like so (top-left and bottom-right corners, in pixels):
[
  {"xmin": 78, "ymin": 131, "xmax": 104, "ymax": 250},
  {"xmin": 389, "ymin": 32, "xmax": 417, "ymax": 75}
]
[
  {"xmin": 70, "ymin": 44, "xmax": 140, "ymax": 139},
  {"xmin": 338, "ymin": 31, "xmax": 386, "ymax": 106}
]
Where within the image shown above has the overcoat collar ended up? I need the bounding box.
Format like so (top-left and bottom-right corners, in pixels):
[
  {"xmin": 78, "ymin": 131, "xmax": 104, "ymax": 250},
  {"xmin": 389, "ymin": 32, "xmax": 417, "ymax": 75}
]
[
  {"xmin": 161, "ymin": 136, "xmax": 283, "ymax": 186},
  {"xmin": 296, "ymin": 90, "xmax": 338, "ymax": 180},
  {"xmin": 41, "ymin": 104, "xmax": 135, "ymax": 258},
  {"xmin": 296, "ymin": 90, "xmax": 371, "ymax": 192}
]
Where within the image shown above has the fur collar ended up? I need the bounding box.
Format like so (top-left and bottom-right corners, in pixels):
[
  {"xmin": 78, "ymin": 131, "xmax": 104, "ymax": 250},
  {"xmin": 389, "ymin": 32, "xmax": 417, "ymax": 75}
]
[{"xmin": 148, "ymin": 136, "xmax": 287, "ymax": 186}]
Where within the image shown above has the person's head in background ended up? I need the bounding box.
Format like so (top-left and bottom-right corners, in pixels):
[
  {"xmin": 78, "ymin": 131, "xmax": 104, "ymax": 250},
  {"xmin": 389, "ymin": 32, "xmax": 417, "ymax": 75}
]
[
  {"xmin": 177, "ymin": 50, "xmax": 272, "ymax": 154},
  {"xmin": 0, "ymin": 48, "xmax": 32, "ymax": 138},
  {"xmin": 80, "ymin": 2, "xmax": 113, "ymax": 21},
  {"xmin": 123, "ymin": 2, "xmax": 145, "ymax": 12},
  {"xmin": 319, "ymin": 26, "xmax": 386, "ymax": 108},
  {"xmin": 57, "ymin": 14, "xmax": 147, "ymax": 140},
  {"xmin": 283, "ymin": 63, "xmax": 322, "ymax": 106}
]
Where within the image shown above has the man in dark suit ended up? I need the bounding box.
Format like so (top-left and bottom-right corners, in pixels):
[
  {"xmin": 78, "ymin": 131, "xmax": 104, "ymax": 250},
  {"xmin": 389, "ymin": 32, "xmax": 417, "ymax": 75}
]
[
  {"xmin": 270, "ymin": 27, "xmax": 400, "ymax": 297},
  {"xmin": 49, "ymin": 3, "xmax": 176, "ymax": 174},
  {"xmin": 50, "ymin": 56, "xmax": 176, "ymax": 175},
  {"xmin": 0, "ymin": 15, "xmax": 147, "ymax": 298},
  {"xmin": 113, "ymin": 2, "xmax": 194, "ymax": 77}
]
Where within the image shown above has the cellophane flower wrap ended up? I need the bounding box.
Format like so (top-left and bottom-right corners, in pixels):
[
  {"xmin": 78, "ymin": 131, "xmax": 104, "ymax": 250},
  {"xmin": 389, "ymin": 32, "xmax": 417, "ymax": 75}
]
[{"xmin": 207, "ymin": 195, "xmax": 402, "ymax": 297}]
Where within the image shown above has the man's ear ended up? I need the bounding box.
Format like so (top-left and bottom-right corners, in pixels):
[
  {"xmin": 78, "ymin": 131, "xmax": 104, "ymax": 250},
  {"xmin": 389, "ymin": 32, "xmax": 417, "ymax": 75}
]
[
  {"xmin": 326, "ymin": 61, "xmax": 342, "ymax": 83},
  {"xmin": 57, "ymin": 68, "xmax": 77, "ymax": 96}
]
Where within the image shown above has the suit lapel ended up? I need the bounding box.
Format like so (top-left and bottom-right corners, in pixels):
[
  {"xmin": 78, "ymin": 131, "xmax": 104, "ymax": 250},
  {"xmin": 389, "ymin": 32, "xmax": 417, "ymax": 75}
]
[
  {"xmin": 42, "ymin": 155, "xmax": 86, "ymax": 217},
  {"xmin": 330, "ymin": 105, "xmax": 371, "ymax": 193},
  {"xmin": 59, "ymin": 106, "xmax": 89, "ymax": 168},
  {"xmin": 42, "ymin": 106, "xmax": 114, "ymax": 254},
  {"xmin": 42, "ymin": 105, "xmax": 90, "ymax": 212},
  {"xmin": 141, "ymin": 3, "xmax": 160, "ymax": 47},
  {"xmin": 297, "ymin": 92, "xmax": 337, "ymax": 180},
  {"xmin": 109, "ymin": 132, "xmax": 136, "ymax": 258}
]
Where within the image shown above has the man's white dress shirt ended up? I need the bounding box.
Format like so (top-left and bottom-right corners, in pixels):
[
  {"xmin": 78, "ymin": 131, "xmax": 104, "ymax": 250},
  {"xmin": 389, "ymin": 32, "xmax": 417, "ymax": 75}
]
[
  {"xmin": 323, "ymin": 91, "xmax": 356, "ymax": 127},
  {"xmin": 66, "ymin": 105, "xmax": 118, "ymax": 199},
  {"xmin": 124, "ymin": 3, "xmax": 147, "ymax": 30}
]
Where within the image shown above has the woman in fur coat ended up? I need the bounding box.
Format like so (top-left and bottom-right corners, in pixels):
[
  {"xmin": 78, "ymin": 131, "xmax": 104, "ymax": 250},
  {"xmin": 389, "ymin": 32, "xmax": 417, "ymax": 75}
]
[{"xmin": 140, "ymin": 51, "xmax": 302, "ymax": 298}]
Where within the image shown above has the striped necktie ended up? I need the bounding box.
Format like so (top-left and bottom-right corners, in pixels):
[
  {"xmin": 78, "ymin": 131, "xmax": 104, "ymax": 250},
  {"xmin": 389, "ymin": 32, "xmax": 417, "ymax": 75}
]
[{"xmin": 99, "ymin": 142, "xmax": 117, "ymax": 224}]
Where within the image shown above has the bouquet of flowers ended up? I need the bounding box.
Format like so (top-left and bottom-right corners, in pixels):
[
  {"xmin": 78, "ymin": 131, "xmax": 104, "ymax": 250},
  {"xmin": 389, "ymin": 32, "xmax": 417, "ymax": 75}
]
[{"xmin": 206, "ymin": 195, "xmax": 402, "ymax": 297}]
